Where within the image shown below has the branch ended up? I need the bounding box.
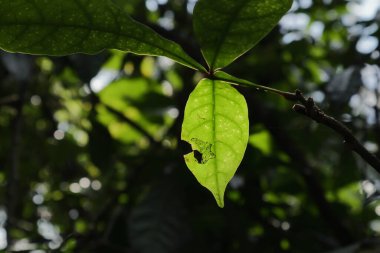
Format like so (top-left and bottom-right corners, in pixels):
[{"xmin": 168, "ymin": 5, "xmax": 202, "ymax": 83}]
[
  {"xmin": 214, "ymin": 73, "xmax": 380, "ymax": 172},
  {"xmin": 292, "ymin": 90, "xmax": 380, "ymax": 172}
]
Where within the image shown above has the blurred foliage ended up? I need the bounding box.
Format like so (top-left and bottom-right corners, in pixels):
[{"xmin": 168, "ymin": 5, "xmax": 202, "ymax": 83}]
[{"xmin": 0, "ymin": 0, "xmax": 380, "ymax": 252}]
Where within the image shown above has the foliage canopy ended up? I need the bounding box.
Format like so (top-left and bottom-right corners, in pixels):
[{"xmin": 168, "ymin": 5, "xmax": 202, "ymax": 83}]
[{"xmin": 0, "ymin": 0, "xmax": 379, "ymax": 252}]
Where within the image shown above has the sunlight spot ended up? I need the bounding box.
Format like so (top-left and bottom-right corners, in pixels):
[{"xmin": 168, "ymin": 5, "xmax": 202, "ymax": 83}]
[
  {"xmin": 53, "ymin": 130, "xmax": 65, "ymax": 140},
  {"xmin": 167, "ymin": 107, "xmax": 179, "ymax": 118},
  {"xmin": 187, "ymin": 0, "xmax": 197, "ymax": 13},
  {"xmin": 69, "ymin": 183, "xmax": 81, "ymax": 193},
  {"xmin": 30, "ymin": 95, "xmax": 41, "ymax": 106},
  {"xmin": 33, "ymin": 195, "xmax": 44, "ymax": 205},
  {"xmin": 79, "ymin": 177, "xmax": 91, "ymax": 189},
  {"xmin": 282, "ymin": 32, "xmax": 303, "ymax": 44},
  {"xmin": 309, "ymin": 21, "xmax": 325, "ymax": 40},
  {"xmin": 158, "ymin": 57, "xmax": 174, "ymax": 70},
  {"xmin": 91, "ymin": 180, "xmax": 102, "ymax": 191},
  {"xmin": 37, "ymin": 219, "xmax": 62, "ymax": 249},
  {"xmin": 364, "ymin": 142, "xmax": 379, "ymax": 153},
  {"xmin": 158, "ymin": 11, "xmax": 174, "ymax": 30},
  {"xmin": 13, "ymin": 239, "xmax": 36, "ymax": 251},
  {"xmin": 370, "ymin": 220, "xmax": 380, "ymax": 232},
  {"xmin": 348, "ymin": 0, "xmax": 380, "ymax": 21},
  {"xmin": 371, "ymin": 50, "xmax": 380, "ymax": 59},
  {"xmin": 145, "ymin": 0, "xmax": 158, "ymax": 11},
  {"xmin": 0, "ymin": 228, "xmax": 6, "ymax": 250},
  {"xmin": 162, "ymin": 81, "xmax": 174, "ymax": 96},
  {"xmin": 280, "ymin": 13, "xmax": 310, "ymax": 31},
  {"xmin": 271, "ymin": 219, "xmax": 281, "ymax": 228},
  {"xmin": 73, "ymin": 131, "xmax": 88, "ymax": 147},
  {"xmin": 281, "ymin": 221, "xmax": 291, "ymax": 231},
  {"xmin": 58, "ymin": 122, "xmax": 70, "ymax": 132},
  {"xmin": 298, "ymin": 0, "xmax": 312, "ymax": 9},
  {"xmin": 310, "ymin": 91, "xmax": 325, "ymax": 103},
  {"xmin": 69, "ymin": 209, "xmax": 79, "ymax": 220},
  {"xmin": 230, "ymin": 175, "xmax": 244, "ymax": 189},
  {"xmin": 90, "ymin": 69, "xmax": 118, "ymax": 93},
  {"xmin": 356, "ymin": 36, "xmax": 379, "ymax": 54},
  {"xmin": 362, "ymin": 180, "xmax": 376, "ymax": 196},
  {"xmin": 361, "ymin": 65, "xmax": 380, "ymax": 90}
]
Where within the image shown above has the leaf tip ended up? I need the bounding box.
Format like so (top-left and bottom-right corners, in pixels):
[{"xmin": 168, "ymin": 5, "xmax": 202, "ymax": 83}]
[
  {"xmin": 211, "ymin": 190, "xmax": 225, "ymax": 208},
  {"xmin": 216, "ymin": 198, "xmax": 225, "ymax": 208}
]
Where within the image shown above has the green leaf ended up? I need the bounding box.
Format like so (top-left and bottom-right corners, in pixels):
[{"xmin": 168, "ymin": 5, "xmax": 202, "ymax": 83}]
[
  {"xmin": 181, "ymin": 79, "xmax": 249, "ymax": 207},
  {"xmin": 193, "ymin": 0, "xmax": 292, "ymax": 70},
  {"xmin": 0, "ymin": 0, "xmax": 205, "ymax": 71}
]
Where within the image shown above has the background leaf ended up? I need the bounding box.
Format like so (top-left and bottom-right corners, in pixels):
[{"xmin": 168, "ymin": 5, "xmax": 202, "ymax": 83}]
[
  {"xmin": 181, "ymin": 79, "xmax": 249, "ymax": 207},
  {"xmin": 193, "ymin": 0, "xmax": 292, "ymax": 70},
  {"xmin": 0, "ymin": 0, "xmax": 205, "ymax": 71},
  {"xmin": 128, "ymin": 178, "xmax": 189, "ymax": 253}
]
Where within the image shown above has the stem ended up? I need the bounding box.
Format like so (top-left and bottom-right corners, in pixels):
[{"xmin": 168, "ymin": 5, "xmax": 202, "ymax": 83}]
[
  {"xmin": 293, "ymin": 90, "xmax": 380, "ymax": 172},
  {"xmin": 214, "ymin": 75, "xmax": 298, "ymax": 101}
]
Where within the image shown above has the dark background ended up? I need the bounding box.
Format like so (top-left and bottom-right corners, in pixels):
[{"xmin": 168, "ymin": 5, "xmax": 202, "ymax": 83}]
[{"xmin": 0, "ymin": 0, "xmax": 380, "ymax": 252}]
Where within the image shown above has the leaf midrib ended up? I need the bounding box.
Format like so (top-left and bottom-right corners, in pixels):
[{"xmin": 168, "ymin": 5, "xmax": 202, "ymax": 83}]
[
  {"xmin": 0, "ymin": 21, "xmax": 200, "ymax": 70},
  {"xmin": 211, "ymin": 80, "xmax": 220, "ymax": 204},
  {"xmin": 208, "ymin": 0, "xmax": 248, "ymax": 70}
]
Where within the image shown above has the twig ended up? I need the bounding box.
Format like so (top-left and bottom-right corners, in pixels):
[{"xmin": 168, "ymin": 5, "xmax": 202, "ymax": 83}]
[
  {"xmin": 215, "ymin": 74, "xmax": 380, "ymax": 172},
  {"xmin": 292, "ymin": 90, "xmax": 380, "ymax": 172}
]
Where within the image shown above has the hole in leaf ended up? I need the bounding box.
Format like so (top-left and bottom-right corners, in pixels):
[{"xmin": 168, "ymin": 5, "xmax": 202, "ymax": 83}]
[
  {"xmin": 193, "ymin": 149, "xmax": 203, "ymax": 164},
  {"xmin": 182, "ymin": 138, "xmax": 216, "ymax": 164}
]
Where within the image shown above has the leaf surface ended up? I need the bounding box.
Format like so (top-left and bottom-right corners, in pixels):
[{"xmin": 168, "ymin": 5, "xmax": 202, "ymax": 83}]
[
  {"xmin": 181, "ymin": 79, "xmax": 249, "ymax": 207},
  {"xmin": 193, "ymin": 0, "xmax": 292, "ymax": 70},
  {"xmin": 0, "ymin": 0, "xmax": 205, "ymax": 71}
]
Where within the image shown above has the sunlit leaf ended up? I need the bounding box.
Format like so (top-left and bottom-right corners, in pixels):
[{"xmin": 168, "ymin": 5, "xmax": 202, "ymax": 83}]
[
  {"xmin": 193, "ymin": 0, "xmax": 292, "ymax": 70},
  {"xmin": 181, "ymin": 79, "xmax": 249, "ymax": 207},
  {"xmin": 98, "ymin": 78, "xmax": 173, "ymax": 144},
  {"xmin": 0, "ymin": 0, "xmax": 205, "ymax": 71}
]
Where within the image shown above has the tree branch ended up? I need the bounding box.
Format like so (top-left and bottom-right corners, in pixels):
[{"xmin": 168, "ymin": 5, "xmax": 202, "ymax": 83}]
[
  {"xmin": 215, "ymin": 74, "xmax": 380, "ymax": 172},
  {"xmin": 292, "ymin": 90, "xmax": 380, "ymax": 172}
]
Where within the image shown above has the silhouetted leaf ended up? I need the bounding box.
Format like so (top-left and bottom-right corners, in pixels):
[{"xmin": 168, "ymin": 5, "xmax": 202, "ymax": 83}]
[
  {"xmin": 128, "ymin": 180, "xmax": 189, "ymax": 253},
  {"xmin": 193, "ymin": 0, "xmax": 292, "ymax": 70},
  {"xmin": 0, "ymin": 0, "xmax": 205, "ymax": 71}
]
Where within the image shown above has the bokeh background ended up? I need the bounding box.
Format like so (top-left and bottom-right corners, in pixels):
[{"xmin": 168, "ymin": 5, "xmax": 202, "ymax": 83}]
[{"xmin": 0, "ymin": 0, "xmax": 380, "ymax": 252}]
